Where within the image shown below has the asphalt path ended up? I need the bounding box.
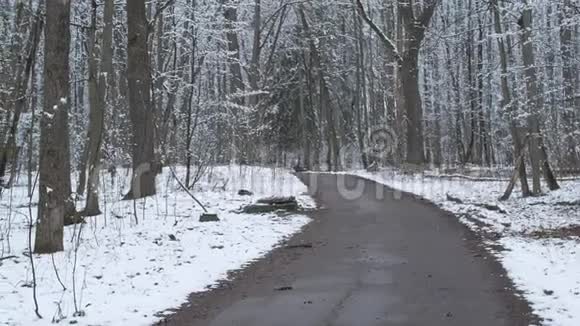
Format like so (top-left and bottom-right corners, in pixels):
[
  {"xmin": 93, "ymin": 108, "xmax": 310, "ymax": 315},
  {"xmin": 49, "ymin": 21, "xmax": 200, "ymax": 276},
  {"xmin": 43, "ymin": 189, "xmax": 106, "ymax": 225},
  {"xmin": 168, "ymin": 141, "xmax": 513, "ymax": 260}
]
[{"xmin": 161, "ymin": 173, "xmax": 537, "ymax": 326}]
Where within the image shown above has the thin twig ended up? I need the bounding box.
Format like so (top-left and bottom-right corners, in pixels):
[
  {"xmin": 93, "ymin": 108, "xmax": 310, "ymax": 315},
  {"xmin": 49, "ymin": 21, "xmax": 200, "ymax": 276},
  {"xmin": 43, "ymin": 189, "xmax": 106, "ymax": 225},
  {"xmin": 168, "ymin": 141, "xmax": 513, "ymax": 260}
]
[
  {"xmin": 0, "ymin": 255, "xmax": 17, "ymax": 261},
  {"xmin": 51, "ymin": 254, "xmax": 66, "ymax": 291},
  {"xmin": 72, "ymin": 221, "xmax": 84, "ymax": 315},
  {"xmin": 147, "ymin": 0, "xmax": 177, "ymax": 33},
  {"xmin": 353, "ymin": 0, "xmax": 403, "ymax": 63},
  {"xmin": 168, "ymin": 166, "xmax": 207, "ymax": 213},
  {"xmin": 133, "ymin": 199, "xmax": 138, "ymax": 225},
  {"xmin": 28, "ymin": 170, "xmax": 42, "ymax": 319}
]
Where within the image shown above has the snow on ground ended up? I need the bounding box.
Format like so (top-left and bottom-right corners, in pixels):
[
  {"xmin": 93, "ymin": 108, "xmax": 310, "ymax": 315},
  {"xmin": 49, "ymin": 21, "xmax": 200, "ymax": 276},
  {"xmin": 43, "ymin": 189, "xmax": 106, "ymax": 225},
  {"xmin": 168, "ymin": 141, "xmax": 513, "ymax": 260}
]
[
  {"xmin": 0, "ymin": 165, "xmax": 314, "ymax": 325},
  {"xmin": 349, "ymin": 169, "xmax": 580, "ymax": 326}
]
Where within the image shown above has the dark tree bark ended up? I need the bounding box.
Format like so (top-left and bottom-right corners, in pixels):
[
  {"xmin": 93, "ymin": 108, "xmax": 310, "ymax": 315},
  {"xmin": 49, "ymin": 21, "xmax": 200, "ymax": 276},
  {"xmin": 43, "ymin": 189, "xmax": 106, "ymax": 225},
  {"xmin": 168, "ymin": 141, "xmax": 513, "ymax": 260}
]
[
  {"xmin": 492, "ymin": 0, "xmax": 531, "ymax": 197},
  {"xmin": 519, "ymin": 5, "xmax": 544, "ymax": 195},
  {"xmin": 248, "ymin": 0, "xmax": 261, "ymax": 108},
  {"xmin": 354, "ymin": 8, "xmax": 369, "ymax": 169},
  {"xmin": 125, "ymin": 0, "xmax": 156, "ymax": 199},
  {"xmin": 219, "ymin": 0, "xmax": 246, "ymax": 162},
  {"xmin": 83, "ymin": 0, "xmax": 113, "ymax": 216},
  {"xmin": 221, "ymin": 0, "xmax": 244, "ymax": 98},
  {"xmin": 560, "ymin": 0, "xmax": 579, "ymax": 168},
  {"xmin": 0, "ymin": 4, "xmax": 43, "ymax": 185},
  {"xmin": 355, "ymin": 0, "xmax": 440, "ymax": 165},
  {"xmin": 35, "ymin": 0, "xmax": 72, "ymax": 254}
]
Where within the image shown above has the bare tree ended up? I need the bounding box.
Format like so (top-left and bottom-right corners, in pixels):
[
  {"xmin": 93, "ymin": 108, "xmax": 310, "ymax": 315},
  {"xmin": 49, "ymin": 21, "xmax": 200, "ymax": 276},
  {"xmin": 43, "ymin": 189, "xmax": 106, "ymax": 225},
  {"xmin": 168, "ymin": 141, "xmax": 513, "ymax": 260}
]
[
  {"xmin": 492, "ymin": 0, "xmax": 530, "ymax": 198},
  {"xmin": 82, "ymin": 0, "xmax": 113, "ymax": 216},
  {"xmin": 35, "ymin": 0, "xmax": 73, "ymax": 254},
  {"xmin": 220, "ymin": 0, "xmax": 245, "ymax": 99},
  {"xmin": 248, "ymin": 0, "xmax": 262, "ymax": 108},
  {"xmin": 355, "ymin": 0, "xmax": 440, "ymax": 165},
  {"xmin": 560, "ymin": 0, "xmax": 579, "ymax": 168},
  {"xmin": 125, "ymin": 0, "xmax": 156, "ymax": 199},
  {"xmin": 0, "ymin": 3, "xmax": 43, "ymax": 185},
  {"xmin": 516, "ymin": 2, "xmax": 559, "ymax": 195}
]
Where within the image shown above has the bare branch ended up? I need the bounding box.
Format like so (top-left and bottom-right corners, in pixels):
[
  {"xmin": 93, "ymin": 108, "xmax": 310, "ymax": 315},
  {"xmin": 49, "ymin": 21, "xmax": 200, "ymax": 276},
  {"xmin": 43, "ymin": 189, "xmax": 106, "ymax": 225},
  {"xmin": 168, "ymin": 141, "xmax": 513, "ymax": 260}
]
[
  {"xmin": 147, "ymin": 0, "xmax": 177, "ymax": 33},
  {"xmin": 354, "ymin": 0, "xmax": 403, "ymax": 63},
  {"xmin": 417, "ymin": 0, "xmax": 440, "ymax": 29}
]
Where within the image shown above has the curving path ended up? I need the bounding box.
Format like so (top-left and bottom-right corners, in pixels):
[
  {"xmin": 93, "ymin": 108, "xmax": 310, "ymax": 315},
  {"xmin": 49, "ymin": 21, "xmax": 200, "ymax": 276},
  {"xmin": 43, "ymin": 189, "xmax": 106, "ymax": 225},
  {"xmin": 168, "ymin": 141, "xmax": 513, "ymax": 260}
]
[{"xmin": 162, "ymin": 173, "xmax": 537, "ymax": 326}]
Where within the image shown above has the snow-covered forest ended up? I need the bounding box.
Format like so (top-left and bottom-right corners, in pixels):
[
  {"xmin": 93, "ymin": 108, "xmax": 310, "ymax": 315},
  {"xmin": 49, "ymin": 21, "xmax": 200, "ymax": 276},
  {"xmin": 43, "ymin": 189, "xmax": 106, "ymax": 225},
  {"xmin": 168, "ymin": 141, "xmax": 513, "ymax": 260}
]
[
  {"xmin": 0, "ymin": 0, "xmax": 579, "ymax": 325},
  {"xmin": 2, "ymin": 0, "xmax": 579, "ymax": 182}
]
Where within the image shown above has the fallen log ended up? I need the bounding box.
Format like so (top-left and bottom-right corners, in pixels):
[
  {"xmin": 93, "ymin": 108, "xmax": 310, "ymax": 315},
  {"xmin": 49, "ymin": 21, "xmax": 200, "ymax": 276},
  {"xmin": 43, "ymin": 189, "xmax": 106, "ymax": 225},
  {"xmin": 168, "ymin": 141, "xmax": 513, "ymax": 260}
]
[
  {"xmin": 446, "ymin": 193, "xmax": 507, "ymax": 213},
  {"xmin": 257, "ymin": 196, "xmax": 296, "ymax": 205},
  {"xmin": 242, "ymin": 196, "xmax": 299, "ymax": 214}
]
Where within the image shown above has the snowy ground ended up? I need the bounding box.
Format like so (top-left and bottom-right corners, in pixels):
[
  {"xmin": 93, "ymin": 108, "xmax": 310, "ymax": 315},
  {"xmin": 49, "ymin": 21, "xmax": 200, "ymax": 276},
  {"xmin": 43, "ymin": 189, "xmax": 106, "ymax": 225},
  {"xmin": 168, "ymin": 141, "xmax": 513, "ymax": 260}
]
[
  {"xmin": 0, "ymin": 165, "xmax": 314, "ymax": 325},
  {"xmin": 351, "ymin": 169, "xmax": 580, "ymax": 326}
]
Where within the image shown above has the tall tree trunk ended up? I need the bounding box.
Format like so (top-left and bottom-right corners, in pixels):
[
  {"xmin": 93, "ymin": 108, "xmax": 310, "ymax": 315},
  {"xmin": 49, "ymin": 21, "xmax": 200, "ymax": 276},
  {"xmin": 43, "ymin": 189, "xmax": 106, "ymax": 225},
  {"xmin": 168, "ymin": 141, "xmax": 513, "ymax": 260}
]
[
  {"xmin": 221, "ymin": 1, "xmax": 244, "ymax": 97},
  {"xmin": 355, "ymin": 0, "xmax": 439, "ymax": 165},
  {"xmin": 35, "ymin": 0, "xmax": 72, "ymax": 254},
  {"xmin": 520, "ymin": 4, "xmax": 543, "ymax": 195},
  {"xmin": 560, "ymin": 0, "xmax": 579, "ymax": 168},
  {"xmin": 299, "ymin": 71, "xmax": 312, "ymax": 170},
  {"xmin": 184, "ymin": 1, "xmax": 198, "ymax": 187},
  {"xmin": 476, "ymin": 17, "xmax": 490, "ymax": 166},
  {"xmin": 399, "ymin": 52, "xmax": 425, "ymax": 164},
  {"xmin": 430, "ymin": 55, "xmax": 442, "ymax": 167},
  {"xmin": 0, "ymin": 4, "xmax": 43, "ymax": 184},
  {"xmin": 464, "ymin": 0, "xmax": 477, "ymax": 164},
  {"xmin": 125, "ymin": 0, "xmax": 156, "ymax": 199},
  {"xmin": 83, "ymin": 0, "xmax": 113, "ymax": 216},
  {"xmin": 354, "ymin": 9, "xmax": 369, "ymax": 169},
  {"xmin": 220, "ymin": 0, "xmax": 245, "ymax": 163},
  {"xmin": 248, "ymin": 0, "xmax": 261, "ymax": 107},
  {"xmin": 492, "ymin": 0, "xmax": 531, "ymax": 197}
]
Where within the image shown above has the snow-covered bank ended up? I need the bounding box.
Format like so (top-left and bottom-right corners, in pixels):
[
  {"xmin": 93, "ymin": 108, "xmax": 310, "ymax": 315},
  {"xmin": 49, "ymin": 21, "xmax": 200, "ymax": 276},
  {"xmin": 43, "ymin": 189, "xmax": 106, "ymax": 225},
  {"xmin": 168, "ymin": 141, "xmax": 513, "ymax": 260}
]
[
  {"xmin": 0, "ymin": 166, "xmax": 314, "ymax": 325},
  {"xmin": 352, "ymin": 169, "xmax": 580, "ymax": 326}
]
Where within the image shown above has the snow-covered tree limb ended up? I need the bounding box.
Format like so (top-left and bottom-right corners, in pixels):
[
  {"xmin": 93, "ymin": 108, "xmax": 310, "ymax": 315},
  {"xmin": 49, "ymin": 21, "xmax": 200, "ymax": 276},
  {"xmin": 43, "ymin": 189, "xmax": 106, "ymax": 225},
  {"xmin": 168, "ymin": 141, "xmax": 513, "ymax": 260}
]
[{"xmin": 354, "ymin": 0, "xmax": 403, "ymax": 63}]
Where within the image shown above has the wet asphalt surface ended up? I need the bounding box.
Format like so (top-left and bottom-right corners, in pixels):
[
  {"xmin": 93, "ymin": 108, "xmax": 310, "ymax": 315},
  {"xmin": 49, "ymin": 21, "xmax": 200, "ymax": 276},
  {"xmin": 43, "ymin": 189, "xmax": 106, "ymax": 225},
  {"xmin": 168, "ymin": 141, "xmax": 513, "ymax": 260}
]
[{"xmin": 161, "ymin": 173, "xmax": 537, "ymax": 326}]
